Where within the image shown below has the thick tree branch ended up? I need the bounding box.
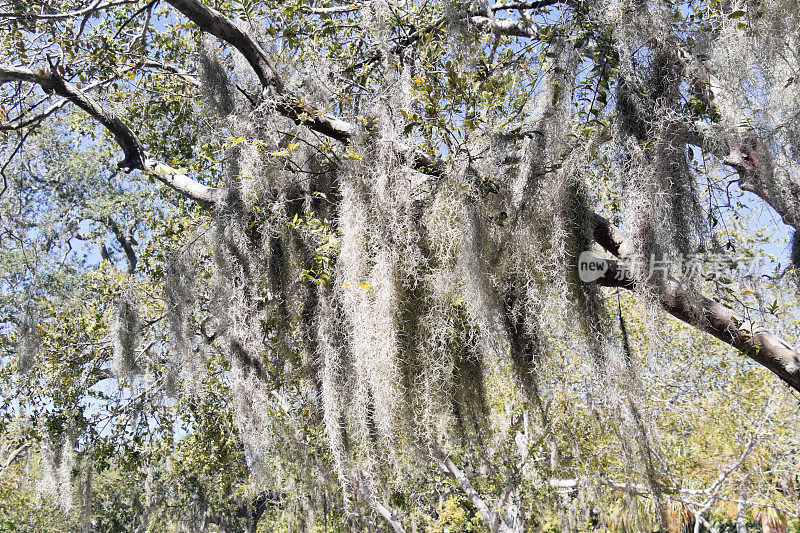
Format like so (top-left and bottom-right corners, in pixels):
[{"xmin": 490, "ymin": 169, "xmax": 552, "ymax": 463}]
[
  {"xmin": 1, "ymin": 63, "xmax": 189, "ymax": 132},
  {"xmin": 165, "ymin": 0, "xmax": 443, "ymax": 176},
  {"xmin": 0, "ymin": 65, "xmax": 218, "ymax": 205},
  {"xmin": 165, "ymin": 0, "xmax": 282, "ymax": 93},
  {"xmin": 590, "ymin": 212, "xmax": 625, "ymax": 256},
  {"xmin": 678, "ymin": 45, "xmax": 800, "ymax": 232},
  {"xmin": 0, "ymin": 66, "xmax": 144, "ymax": 165},
  {"xmin": 165, "ymin": 0, "xmax": 355, "ymax": 141},
  {"xmin": 591, "ymin": 213, "xmax": 800, "ymax": 393}
]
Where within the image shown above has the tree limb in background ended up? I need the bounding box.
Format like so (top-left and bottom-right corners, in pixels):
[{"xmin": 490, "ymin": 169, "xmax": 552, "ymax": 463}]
[
  {"xmin": 351, "ymin": 473, "xmax": 406, "ymax": 533},
  {"xmin": 435, "ymin": 450, "xmax": 522, "ymax": 533},
  {"xmin": 0, "ymin": 442, "xmax": 29, "ymax": 475},
  {"xmin": 104, "ymin": 216, "xmax": 137, "ymax": 274}
]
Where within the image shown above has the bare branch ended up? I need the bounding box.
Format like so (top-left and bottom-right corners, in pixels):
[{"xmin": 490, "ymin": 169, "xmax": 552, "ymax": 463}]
[
  {"xmin": 136, "ymin": 59, "xmax": 200, "ymax": 87},
  {"xmin": 0, "ymin": 98, "xmax": 67, "ymax": 132},
  {"xmin": 343, "ymin": 1, "xmax": 561, "ymax": 75},
  {"xmin": 489, "ymin": 0, "xmax": 568, "ymax": 10},
  {"xmin": 468, "ymin": 15, "xmax": 544, "ymax": 39}
]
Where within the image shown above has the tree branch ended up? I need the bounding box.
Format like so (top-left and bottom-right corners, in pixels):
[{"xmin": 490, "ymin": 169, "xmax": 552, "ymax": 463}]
[
  {"xmin": 0, "ymin": 442, "xmax": 29, "ymax": 475},
  {"xmin": 678, "ymin": 44, "xmax": 800, "ymax": 233},
  {"xmin": 105, "ymin": 216, "xmax": 137, "ymax": 274},
  {"xmin": 433, "ymin": 450, "xmax": 525, "ymax": 532},
  {"xmin": 436, "ymin": 453, "xmax": 498, "ymax": 530},
  {"xmin": 136, "ymin": 59, "xmax": 200, "ymax": 87},
  {"xmin": 591, "ymin": 213, "xmax": 800, "ymax": 393},
  {"xmin": 165, "ymin": 0, "xmax": 356, "ymax": 142},
  {"xmin": 489, "ymin": 0, "xmax": 568, "ymax": 11},
  {"xmin": 0, "ymin": 97, "xmax": 67, "ymax": 131},
  {"xmin": 164, "ymin": 0, "xmax": 443, "ymax": 175},
  {"xmin": 0, "ymin": 65, "xmax": 218, "ymax": 205},
  {"xmin": 467, "ymin": 15, "xmax": 544, "ymax": 39},
  {"xmin": 351, "ymin": 473, "xmax": 406, "ymax": 533},
  {"xmin": 551, "ymin": 473, "xmax": 796, "ymax": 517},
  {"xmin": 305, "ymin": 4, "xmax": 364, "ymax": 15},
  {"xmin": 344, "ymin": 2, "xmax": 559, "ymax": 75},
  {"xmin": 0, "ymin": 0, "xmax": 137, "ymax": 20}
]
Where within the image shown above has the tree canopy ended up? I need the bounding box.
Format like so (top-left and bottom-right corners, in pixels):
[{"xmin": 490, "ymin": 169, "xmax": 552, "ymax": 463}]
[{"xmin": 1, "ymin": 0, "xmax": 800, "ymax": 531}]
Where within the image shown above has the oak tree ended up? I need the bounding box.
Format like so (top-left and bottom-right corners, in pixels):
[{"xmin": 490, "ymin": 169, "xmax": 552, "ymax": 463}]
[{"xmin": 2, "ymin": 0, "xmax": 800, "ymax": 530}]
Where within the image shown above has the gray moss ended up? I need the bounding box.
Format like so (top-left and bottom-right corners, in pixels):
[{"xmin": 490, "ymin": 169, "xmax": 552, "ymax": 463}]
[{"xmin": 111, "ymin": 291, "xmax": 140, "ymax": 377}]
